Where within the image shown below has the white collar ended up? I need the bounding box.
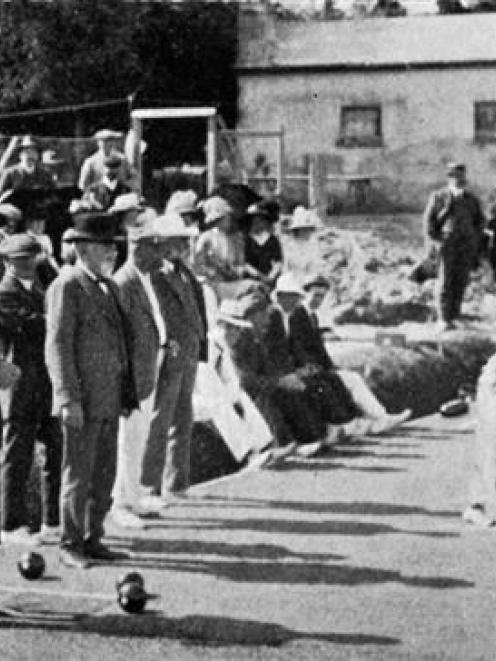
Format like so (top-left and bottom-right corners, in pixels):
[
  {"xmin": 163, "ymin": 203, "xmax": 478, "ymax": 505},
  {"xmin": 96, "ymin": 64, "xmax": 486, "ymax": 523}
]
[
  {"xmin": 77, "ymin": 260, "xmax": 101, "ymax": 282},
  {"xmin": 102, "ymin": 176, "xmax": 118, "ymax": 191},
  {"xmin": 17, "ymin": 277, "xmax": 33, "ymax": 291}
]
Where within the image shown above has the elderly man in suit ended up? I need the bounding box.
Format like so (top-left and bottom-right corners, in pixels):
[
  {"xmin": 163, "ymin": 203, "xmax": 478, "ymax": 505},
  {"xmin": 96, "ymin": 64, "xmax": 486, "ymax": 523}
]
[
  {"xmin": 0, "ymin": 234, "xmax": 62, "ymax": 547},
  {"xmin": 140, "ymin": 212, "xmax": 208, "ymax": 508},
  {"xmin": 423, "ymin": 162, "xmax": 485, "ymax": 332},
  {"xmin": 45, "ymin": 212, "xmax": 137, "ymax": 569},
  {"xmin": 110, "ymin": 210, "xmax": 169, "ymax": 528}
]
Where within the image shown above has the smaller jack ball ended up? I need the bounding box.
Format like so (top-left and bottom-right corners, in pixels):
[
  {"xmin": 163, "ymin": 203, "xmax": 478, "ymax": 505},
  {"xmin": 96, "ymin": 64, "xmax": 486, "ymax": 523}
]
[
  {"xmin": 17, "ymin": 552, "xmax": 45, "ymax": 580},
  {"xmin": 115, "ymin": 571, "xmax": 144, "ymax": 591},
  {"xmin": 117, "ymin": 581, "xmax": 148, "ymax": 614}
]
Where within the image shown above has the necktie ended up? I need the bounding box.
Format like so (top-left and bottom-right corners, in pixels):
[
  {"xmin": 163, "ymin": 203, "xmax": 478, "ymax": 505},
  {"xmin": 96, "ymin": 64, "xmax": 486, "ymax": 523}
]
[{"xmin": 310, "ymin": 312, "xmax": 319, "ymax": 330}]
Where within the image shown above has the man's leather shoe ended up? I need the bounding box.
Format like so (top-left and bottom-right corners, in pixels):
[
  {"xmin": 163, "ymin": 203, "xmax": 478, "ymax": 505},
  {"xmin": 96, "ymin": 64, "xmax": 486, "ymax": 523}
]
[
  {"xmin": 84, "ymin": 541, "xmax": 129, "ymax": 561},
  {"xmin": 60, "ymin": 548, "xmax": 90, "ymax": 570}
]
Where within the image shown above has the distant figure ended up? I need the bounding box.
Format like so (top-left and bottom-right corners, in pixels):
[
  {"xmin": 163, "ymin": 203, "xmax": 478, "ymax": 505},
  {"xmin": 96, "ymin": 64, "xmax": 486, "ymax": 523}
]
[
  {"xmin": 83, "ymin": 154, "xmax": 131, "ymax": 210},
  {"xmin": 41, "ymin": 150, "xmax": 65, "ymax": 185},
  {"xmin": 78, "ymin": 129, "xmax": 134, "ymax": 192},
  {"xmin": 283, "ymin": 206, "xmax": 323, "ymax": 278},
  {"xmin": 0, "ymin": 136, "xmax": 55, "ymax": 194},
  {"xmin": 423, "ymin": 162, "xmax": 485, "ymax": 332}
]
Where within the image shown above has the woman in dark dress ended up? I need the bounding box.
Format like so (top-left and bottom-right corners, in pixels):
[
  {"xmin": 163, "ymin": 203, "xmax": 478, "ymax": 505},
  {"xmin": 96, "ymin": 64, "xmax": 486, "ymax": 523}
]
[{"xmin": 244, "ymin": 200, "xmax": 283, "ymax": 288}]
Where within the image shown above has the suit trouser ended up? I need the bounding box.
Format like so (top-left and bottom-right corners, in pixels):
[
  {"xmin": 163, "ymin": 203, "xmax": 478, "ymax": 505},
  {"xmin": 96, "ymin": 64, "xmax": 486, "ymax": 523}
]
[
  {"xmin": 141, "ymin": 359, "xmax": 198, "ymax": 494},
  {"xmin": 437, "ymin": 239, "xmax": 474, "ymax": 323},
  {"xmin": 112, "ymin": 350, "xmax": 164, "ymax": 510},
  {"xmin": 60, "ymin": 418, "xmax": 118, "ymax": 551},
  {"xmin": 1, "ymin": 413, "xmax": 62, "ymax": 531},
  {"xmin": 338, "ymin": 370, "xmax": 386, "ymax": 420}
]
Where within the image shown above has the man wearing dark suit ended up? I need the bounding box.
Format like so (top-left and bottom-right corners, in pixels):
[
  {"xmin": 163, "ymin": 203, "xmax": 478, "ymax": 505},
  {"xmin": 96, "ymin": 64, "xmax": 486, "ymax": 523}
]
[
  {"xmin": 0, "ymin": 234, "xmax": 62, "ymax": 547},
  {"xmin": 111, "ymin": 212, "xmax": 169, "ymax": 527},
  {"xmin": 140, "ymin": 212, "xmax": 207, "ymax": 506},
  {"xmin": 289, "ymin": 274, "xmax": 411, "ymax": 434},
  {"xmin": 423, "ymin": 162, "xmax": 485, "ymax": 332},
  {"xmin": 45, "ymin": 212, "xmax": 138, "ymax": 569}
]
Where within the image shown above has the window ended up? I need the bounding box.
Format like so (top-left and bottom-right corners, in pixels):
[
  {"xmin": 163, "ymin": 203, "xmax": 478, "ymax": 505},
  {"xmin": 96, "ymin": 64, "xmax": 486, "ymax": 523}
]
[
  {"xmin": 338, "ymin": 106, "xmax": 382, "ymax": 148},
  {"xmin": 475, "ymin": 102, "xmax": 496, "ymax": 143}
]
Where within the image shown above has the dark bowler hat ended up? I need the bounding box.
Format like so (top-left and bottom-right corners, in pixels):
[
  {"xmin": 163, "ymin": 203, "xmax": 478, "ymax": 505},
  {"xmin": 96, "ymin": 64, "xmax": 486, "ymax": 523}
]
[
  {"xmin": 302, "ymin": 274, "xmax": 331, "ymax": 291},
  {"xmin": 0, "ymin": 233, "xmax": 41, "ymax": 258},
  {"xmin": 246, "ymin": 199, "xmax": 280, "ymax": 223},
  {"xmin": 64, "ymin": 212, "xmax": 124, "ymax": 244},
  {"xmin": 446, "ymin": 162, "xmax": 466, "ymax": 177}
]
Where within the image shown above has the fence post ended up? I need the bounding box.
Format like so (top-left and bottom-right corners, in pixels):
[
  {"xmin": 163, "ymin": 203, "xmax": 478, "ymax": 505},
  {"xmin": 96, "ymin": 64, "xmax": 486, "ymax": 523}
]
[{"xmin": 276, "ymin": 126, "xmax": 284, "ymax": 195}]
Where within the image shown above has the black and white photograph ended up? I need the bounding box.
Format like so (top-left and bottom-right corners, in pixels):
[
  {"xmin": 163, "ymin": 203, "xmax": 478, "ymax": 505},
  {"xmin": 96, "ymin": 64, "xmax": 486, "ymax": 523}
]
[{"xmin": 0, "ymin": 0, "xmax": 494, "ymax": 658}]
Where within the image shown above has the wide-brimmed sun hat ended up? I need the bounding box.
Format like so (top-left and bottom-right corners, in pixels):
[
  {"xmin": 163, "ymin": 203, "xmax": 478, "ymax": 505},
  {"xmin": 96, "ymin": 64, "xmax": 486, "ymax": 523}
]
[
  {"xmin": 274, "ymin": 272, "xmax": 304, "ymax": 296},
  {"xmin": 155, "ymin": 212, "xmax": 199, "ymax": 238}
]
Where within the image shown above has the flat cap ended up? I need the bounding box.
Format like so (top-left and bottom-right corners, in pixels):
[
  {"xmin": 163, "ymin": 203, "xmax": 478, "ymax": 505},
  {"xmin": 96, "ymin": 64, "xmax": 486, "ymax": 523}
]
[{"xmin": 446, "ymin": 162, "xmax": 466, "ymax": 176}]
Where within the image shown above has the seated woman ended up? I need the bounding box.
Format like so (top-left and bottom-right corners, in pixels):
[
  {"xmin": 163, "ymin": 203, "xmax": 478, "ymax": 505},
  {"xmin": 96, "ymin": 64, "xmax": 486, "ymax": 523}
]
[
  {"xmin": 194, "ymin": 299, "xmax": 292, "ymax": 468},
  {"xmin": 194, "ymin": 196, "xmax": 258, "ymax": 299},
  {"xmin": 288, "ymin": 273, "xmax": 411, "ymax": 435},
  {"xmin": 244, "ymin": 200, "xmax": 283, "ymax": 289}
]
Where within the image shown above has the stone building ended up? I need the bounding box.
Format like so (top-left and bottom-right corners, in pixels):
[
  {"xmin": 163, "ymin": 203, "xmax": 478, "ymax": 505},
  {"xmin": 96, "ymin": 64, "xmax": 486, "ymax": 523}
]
[{"xmin": 237, "ymin": 7, "xmax": 496, "ymax": 211}]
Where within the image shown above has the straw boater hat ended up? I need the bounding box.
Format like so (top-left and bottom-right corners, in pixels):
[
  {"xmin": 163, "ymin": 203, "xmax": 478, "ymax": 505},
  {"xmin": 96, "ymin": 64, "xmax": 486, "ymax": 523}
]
[
  {"xmin": 274, "ymin": 272, "xmax": 304, "ymax": 296},
  {"xmin": 165, "ymin": 190, "xmax": 198, "ymax": 216},
  {"xmin": 155, "ymin": 212, "xmax": 199, "ymax": 238},
  {"xmin": 63, "ymin": 212, "xmax": 124, "ymax": 243},
  {"xmin": 200, "ymin": 196, "xmax": 233, "ymax": 227},
  {"xmin": 108, "ymin": 192, "xmax": 145, "ymax": 215},
  {"xmin": 287, "ymin": 206, "xmax": 320, "ymax": 232},
  {"xmin": 217, "ymin": 299, "xmax": 253, "ymax": 328},
  {"xmin": 446, "ymin": 162, "xmax": 466, "ymax": 177}
]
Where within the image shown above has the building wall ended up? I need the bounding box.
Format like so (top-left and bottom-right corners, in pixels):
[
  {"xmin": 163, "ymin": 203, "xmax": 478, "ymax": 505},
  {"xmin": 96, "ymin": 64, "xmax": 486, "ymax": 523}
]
[{"xmin": 238, "ymin": 66, "xmax": 496, "ymax": 210}]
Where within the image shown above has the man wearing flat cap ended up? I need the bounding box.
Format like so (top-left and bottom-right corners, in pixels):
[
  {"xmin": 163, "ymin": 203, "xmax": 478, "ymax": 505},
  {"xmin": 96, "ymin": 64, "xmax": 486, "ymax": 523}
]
[
  {"xmin": 0, "ymin": 135, "xmax": 55, "ymax": 195},
  {"xmin": 78, "ymin": 129, "xmax": 134, "ymax": 193},
  {"xmin": 0, "ymin": 234, "xmax": 62, "ymax": 547},
  {"xmin": 423, "ymin": 162, "xmax": 485, "ymax": 332},
  {"xmin": 45, "ymin": 212, "xmax": 138, "ymax": 568}
]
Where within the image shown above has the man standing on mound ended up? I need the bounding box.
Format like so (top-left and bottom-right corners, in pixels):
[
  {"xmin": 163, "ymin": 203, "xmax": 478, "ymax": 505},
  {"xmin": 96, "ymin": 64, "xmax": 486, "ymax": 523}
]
[{"xmin": 45, "ymin": 212, "xmax": 137, "ymax": 569}]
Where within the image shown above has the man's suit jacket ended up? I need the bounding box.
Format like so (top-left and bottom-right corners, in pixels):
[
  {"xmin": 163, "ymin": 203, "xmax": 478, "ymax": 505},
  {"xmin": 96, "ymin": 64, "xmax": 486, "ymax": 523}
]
[
  {"xmin": 45, "ymin": 264, "xmax": 137, "ymax": 420},
  {"xmin": 289, "ymin": 304, "xmax": 334, "ymax": 371},
  {"xmin": 0, "ymin": 274, "xmax": 51, "ymax": 418},
  {"xmin": 0, "ymin": 163, "xmax": 55, "ymax": 194},
  {"xmin": 113, "ymin": 261, "xmax": 161, "ymax": 402},
  {"xmin": 152, "ymin": 261, "xmax": 208, "ymax": 368}
]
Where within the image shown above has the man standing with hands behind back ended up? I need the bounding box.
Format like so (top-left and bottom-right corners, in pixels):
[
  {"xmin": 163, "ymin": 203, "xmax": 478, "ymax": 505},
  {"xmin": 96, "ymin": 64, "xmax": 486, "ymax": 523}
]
[{"xmin": 45, "ymin": 211, "xmax": 137, "ymax": 569}]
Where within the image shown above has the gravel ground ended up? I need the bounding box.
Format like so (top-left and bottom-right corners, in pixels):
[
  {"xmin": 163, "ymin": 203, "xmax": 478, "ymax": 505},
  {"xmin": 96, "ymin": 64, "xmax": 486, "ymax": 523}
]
[{"xmin": 1, "ymin": 412, "xmax": 494, "ymax": 660}]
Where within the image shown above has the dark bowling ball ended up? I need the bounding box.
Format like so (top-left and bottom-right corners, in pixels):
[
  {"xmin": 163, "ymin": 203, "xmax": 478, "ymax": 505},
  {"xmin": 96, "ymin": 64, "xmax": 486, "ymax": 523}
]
[
  {"xmin": 115, "ymin": 571, "xmax": 145, "ymax": 591},
  {"xmin": 439, "ymin": 398, "xmax": 469, "ymax": 417},
  {"xmin": 117, "ymin": 580, "xmax": 148, "ymax": 614},
  {"xmin": 17, "ymin": 552, "xmax": 45, "ymax": 580}
]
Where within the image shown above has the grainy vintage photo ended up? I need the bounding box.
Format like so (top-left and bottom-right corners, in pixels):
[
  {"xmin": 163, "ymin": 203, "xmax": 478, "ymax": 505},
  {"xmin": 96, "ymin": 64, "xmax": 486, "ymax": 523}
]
[{"xmin": 0, "ymin": 0, "xmax": 494, "ymax": 658}]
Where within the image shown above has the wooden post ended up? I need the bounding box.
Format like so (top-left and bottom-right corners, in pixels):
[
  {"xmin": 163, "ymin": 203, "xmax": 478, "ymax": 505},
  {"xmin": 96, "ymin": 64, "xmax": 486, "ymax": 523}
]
[
  {"xmin": 132, "ymin": 115, "xmax": 142, "ymax": 196},
  {"xmin": 276, "ymin": 126, "xmax": 284, "ymax": 196},
  {"xmin": 308, "ymin": 153, "xmax": 327, "ymax": 219},
  {"xmin": 207, "ymin": 115, "xmax": 217, "ymax": 193}
]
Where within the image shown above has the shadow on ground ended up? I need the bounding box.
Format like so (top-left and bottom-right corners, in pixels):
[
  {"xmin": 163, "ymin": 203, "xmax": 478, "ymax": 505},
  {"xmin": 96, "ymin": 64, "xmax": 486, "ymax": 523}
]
[{"xmin": 0, "ymin": 612, "xmax": 401, "ymax": 647}]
